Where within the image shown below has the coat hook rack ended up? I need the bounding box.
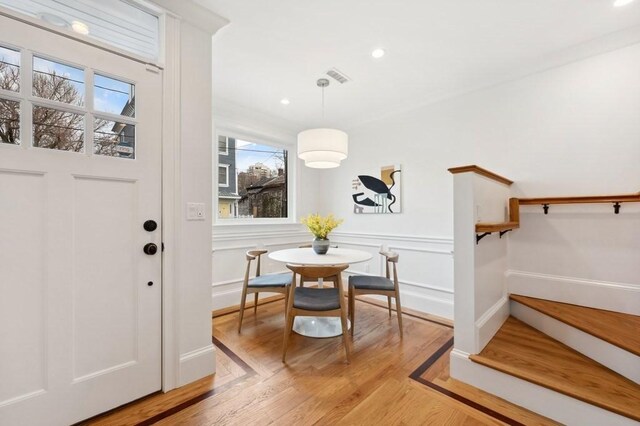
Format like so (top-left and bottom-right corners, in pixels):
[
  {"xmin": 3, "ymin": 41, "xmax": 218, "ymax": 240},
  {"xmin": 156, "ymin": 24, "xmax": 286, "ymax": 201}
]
[
  {"xmin": 613, "ymin": 202, "xmax": 621, "ymax": 214},
  {"xmin": 476, "ymin": 232, "xmax": 491, "ymax": 244},
  {"xmin": 542, "ymin": 204, "xmax": 549, "ymax": 214}
]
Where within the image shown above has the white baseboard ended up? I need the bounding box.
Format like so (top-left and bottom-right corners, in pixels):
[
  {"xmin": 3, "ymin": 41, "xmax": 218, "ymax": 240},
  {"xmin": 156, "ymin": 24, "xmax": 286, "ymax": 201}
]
[
  {"xmin": 364, "ymin": 288, "xmax": 453, "ymax": 319},
  {"xmin": 507, "ymin": 270, "xmax": 640, "ymax": 316},
  {"xmin": 449, "ymin": 350, "xmax": 637, "ymax": 426},
  {"xmin": 475, "ymin": 296, "xmax": 509, "ymax": 352},
  {"xmin": 511, "ymin": 301, "xmax": 640, "ymax": 384},
  {"xmin": 178, "ymin": 344, "xmax": 216, "ymax": 387}
]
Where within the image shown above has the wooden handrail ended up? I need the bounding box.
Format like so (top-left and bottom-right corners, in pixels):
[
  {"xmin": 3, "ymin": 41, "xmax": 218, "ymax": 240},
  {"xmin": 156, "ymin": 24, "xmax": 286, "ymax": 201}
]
[
  {"xmin": 518, "ymin": 192, "xmax": 640, "ymax": 205},
  {"xmin": 448, "ymin": 165, "xmax": 513, "ymax": 186}
]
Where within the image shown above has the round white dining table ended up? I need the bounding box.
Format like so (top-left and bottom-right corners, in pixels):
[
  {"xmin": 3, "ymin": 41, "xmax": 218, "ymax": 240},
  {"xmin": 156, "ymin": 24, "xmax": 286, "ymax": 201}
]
[{"xmin": 268, "ymin": 247, "xmax": 372, "ymax": 338}]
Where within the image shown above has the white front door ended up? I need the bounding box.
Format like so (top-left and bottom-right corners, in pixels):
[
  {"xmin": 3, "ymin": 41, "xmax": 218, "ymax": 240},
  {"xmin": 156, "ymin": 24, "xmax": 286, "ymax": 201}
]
[{"xmin": 0, "ymin": 14, "xmax": 162, "ymax": 425}]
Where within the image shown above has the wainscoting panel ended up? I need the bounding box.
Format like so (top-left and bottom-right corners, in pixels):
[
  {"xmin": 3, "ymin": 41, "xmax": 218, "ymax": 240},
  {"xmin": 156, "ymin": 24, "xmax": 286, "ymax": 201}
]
[{"xmin": 211, "ymin": 228, "xmax": 454, "ymax": 319}]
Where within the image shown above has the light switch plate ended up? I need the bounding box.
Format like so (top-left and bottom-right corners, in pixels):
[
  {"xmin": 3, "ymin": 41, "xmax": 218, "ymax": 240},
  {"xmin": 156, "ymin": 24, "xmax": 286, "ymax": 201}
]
[{"xmin": 187, "ymin": 202, "xmax": 206, "ymax": 220}]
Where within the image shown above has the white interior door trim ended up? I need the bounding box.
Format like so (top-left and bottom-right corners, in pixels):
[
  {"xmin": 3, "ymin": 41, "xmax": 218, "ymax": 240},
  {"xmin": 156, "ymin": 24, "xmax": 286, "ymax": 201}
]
[{"xmin": 160, "ymin": 12, "xmax": 181, "ymax": 391}]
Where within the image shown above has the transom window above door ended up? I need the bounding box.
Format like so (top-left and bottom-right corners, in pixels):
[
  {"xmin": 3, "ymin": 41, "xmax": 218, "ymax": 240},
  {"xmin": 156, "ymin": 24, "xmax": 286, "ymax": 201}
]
[
  {"xmin": 0, "ymin": 0, "xmax": 160, "ymax": 61},
  {"xmin": 0, "ymin": 44, "xmax": 137, "ymax": 159}
]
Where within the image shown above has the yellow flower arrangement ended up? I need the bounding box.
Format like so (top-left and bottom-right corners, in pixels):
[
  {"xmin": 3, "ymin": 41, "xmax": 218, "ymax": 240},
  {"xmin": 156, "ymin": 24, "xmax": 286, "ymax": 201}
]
[{"xmin": 300, "ymin": 214, "xmax": 343, "ymax": 239}]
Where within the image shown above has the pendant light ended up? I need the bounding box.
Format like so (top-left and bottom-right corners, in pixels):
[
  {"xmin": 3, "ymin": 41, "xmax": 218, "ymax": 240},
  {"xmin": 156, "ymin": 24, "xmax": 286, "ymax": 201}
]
[{"xmin": 297, "ymin": 78, "xmax": 348, "ymax": 168}]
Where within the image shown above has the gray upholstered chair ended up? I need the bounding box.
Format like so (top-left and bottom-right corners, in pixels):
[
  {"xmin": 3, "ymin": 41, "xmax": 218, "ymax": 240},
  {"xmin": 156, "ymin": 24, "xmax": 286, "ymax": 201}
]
[
  {"xmin": 238, "ymin": 249, "xmax": 292, "ymax": 333},
  {"xmin": 348, "ymin": 250, "xmax": 403, "ymax": 337},
  {"xmin": 282, "ymin": 264, "xmax": 351, "ymax": 363}
]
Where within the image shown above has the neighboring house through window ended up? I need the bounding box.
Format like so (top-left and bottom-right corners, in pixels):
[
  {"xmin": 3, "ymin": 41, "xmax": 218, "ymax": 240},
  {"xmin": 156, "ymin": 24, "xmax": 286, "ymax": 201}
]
[{"xmin": 215, "ymin": 133, "xmax": 289, "ymax": 220}]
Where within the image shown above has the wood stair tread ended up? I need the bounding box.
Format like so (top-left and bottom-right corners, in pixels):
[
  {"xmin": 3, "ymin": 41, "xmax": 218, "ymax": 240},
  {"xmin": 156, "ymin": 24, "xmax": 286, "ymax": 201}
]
[
  {"xmin": 470, "ymin": 316, "xmax": 640, "ymax": 421},
  {"xmin": 510, "ymin": 294, "xmax": 640, "ymax": 356}
]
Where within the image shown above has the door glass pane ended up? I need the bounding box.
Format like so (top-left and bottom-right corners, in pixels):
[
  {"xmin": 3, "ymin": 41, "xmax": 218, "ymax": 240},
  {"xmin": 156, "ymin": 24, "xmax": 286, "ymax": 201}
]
[
  {"xmin": 0, "ymin": 45, "xmax": 20, "ymax": 92},
  {"xmin": 94, "ymin": 74, "xmax": 135, "ymax": 117},
  {"xmin": 33, "ymin": 105, "xmax": 84, "ymax": 152},
  {"xmin": 0, "ymin": 98, "xmax": 20, "ymax": 145},
  {"xmin": 33, "ymin": 56, "xmax": 85, "ymax": 106},
  {"xmin": 94, "ymin": 118, "xmax": 135, "ymax": 159}
]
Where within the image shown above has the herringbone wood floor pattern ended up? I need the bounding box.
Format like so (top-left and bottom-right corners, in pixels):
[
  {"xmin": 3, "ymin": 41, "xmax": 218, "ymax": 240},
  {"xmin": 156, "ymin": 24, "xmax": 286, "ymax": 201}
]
[{"xmin": 86, "ymin": 297, "xmax": 556, "ymax": 425}]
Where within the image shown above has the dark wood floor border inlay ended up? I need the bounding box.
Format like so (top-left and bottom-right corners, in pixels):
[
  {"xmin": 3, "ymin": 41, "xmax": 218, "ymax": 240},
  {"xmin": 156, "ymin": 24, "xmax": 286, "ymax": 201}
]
[
  {"xmin": 134, "ymin": 337, "xmax": 257, "ymax": 426},
  {"xmin": 134, "ymin": 304, "xmax": 520, "ymax": 425},
  {"xmin": 409, "ymin": 337, "xmax": 525, "ymax": 426}
]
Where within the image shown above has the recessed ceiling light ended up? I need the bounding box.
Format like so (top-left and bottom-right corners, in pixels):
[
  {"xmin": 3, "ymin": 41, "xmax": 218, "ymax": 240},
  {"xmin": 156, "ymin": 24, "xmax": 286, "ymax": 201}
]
[
  {"xmin": 280, "ymin": 98, "xmax": 290, "ymax": 105},
  {"xmin": 371, "ymin": 48, "xmax": 385, "ymax": 59},
  {"xmin": 71, "ymin": 20, "xmax": 89, "ymax": 35},
  {"xmin": 614, "ymin": 0, "xmax": 635, "ymax": 6},
  {"xmin": 37, "ymin": 12, "xmax": 70, "ymax": 28}
]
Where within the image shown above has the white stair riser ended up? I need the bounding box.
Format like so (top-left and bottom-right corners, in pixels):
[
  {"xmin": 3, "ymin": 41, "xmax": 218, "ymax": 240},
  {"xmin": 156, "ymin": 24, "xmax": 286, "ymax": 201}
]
[
  {"xmin": 511, "ymin": 301, "xmax": 640, "ymax": 384},
  {"xmin": 450, "ymin": 350, "xmax": 638, "ymax": 426},
  {"xmin": 507, "ymin": 271, "xmax": 640, "ymax": 316}
]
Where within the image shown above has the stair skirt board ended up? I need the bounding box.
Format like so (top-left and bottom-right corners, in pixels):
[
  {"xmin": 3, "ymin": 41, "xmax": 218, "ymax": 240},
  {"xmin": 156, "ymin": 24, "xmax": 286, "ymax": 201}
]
[
  {"xmin": 450, "ymin": 350, "xmax": 638, "ymax": 426},
  {"xmin": 510, "ymin": 301, "xmax": 640, "ymax": 384}
]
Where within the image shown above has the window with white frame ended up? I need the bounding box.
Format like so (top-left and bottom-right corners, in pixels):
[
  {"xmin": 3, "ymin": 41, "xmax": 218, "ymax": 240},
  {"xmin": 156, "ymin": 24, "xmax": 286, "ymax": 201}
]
[
  {"xmin": 0, "ymin": 45, "xmax": 136, "ymax": 158},
  {"xmin": 218, "ymin": 135, "xmax": 228, "ymax": 155},
  {"xmin": 215, "ymin": 133, "xmax": 289, "ymax": 220},
  {"xmin": 218, "ymin": 164, "xmax": 229, "ymax": 187}
]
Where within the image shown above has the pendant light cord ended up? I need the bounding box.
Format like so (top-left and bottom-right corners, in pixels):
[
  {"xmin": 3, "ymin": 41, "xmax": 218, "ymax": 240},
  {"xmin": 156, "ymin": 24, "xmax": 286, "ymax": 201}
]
[{"xmin": 321, "ymin": 85, "xmax": 325, "ymax": 120}]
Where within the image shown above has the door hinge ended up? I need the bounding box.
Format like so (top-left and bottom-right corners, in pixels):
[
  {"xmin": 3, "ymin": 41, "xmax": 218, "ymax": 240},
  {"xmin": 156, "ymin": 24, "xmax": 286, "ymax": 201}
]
[{"xmin": 161, "ymin": 242, "xmax": 165, "ymax": 252}]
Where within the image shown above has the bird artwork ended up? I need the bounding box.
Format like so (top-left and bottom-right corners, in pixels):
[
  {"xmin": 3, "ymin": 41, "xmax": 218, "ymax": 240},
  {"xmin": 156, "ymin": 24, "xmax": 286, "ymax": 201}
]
[{"xmin": 352, "ymin": 165, "xmax": 402, "ymax": 214}]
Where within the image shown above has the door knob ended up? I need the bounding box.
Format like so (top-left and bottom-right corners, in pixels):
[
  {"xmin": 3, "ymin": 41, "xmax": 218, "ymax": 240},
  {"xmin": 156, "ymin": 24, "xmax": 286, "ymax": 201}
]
[
  {"xmin": 143, "ymin": 243, "xmax": 158, "ymax": 255},
  {"xmin": 143, "ymin": 220, "xmax": 158, "ymax": 232}
]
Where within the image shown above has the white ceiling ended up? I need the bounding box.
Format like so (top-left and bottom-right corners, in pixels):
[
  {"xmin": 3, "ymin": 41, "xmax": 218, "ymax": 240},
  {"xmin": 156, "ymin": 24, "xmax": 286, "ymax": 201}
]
[{"xmin": 196, "ymin": 0, "xmax": 640, "ymax": 131}]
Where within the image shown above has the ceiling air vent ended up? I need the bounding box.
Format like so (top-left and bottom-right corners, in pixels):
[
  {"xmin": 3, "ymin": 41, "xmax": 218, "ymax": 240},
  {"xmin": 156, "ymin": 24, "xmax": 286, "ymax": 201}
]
[{"xmin": 327, "ymin": 68, "xmax": 351, "ymax": 84}]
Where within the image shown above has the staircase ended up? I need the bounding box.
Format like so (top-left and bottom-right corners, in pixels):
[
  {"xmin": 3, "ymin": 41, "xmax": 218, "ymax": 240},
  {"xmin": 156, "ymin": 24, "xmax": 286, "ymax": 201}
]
[{"xmin": 469, "ymin": 294, "xmax": 640, "ymax": 424}]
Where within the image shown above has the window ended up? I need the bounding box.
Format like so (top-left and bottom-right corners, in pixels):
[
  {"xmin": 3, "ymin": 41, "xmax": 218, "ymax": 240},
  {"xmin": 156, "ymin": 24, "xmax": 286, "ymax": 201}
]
[
  {"xmin": 218, "ymin": 135, "xmax": 228, "ymax": 155},
  {"xmin": 0, "ymin": 0, "xmax": 160, "ymax": 61},
  {"xmin": 0, "ymin": 45, "xmax": 136, "ymax": 158},
  {"xmin": 215, "ymin": 134, "xmax": 289, "ymax": 220},
  {"xmin": 218, "ymin": 165, "xmax": 229, "ymax": 187}
]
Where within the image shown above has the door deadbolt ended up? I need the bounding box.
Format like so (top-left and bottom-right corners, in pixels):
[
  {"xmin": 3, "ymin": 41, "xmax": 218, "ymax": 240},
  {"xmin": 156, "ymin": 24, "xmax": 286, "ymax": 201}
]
[
  {"xmin": 143, "ymin": 220, "xmax": 158, "ymax": 232},
  {"xmin": 143, "ymin": 243, "xmax": 158, "ymax": 255}
]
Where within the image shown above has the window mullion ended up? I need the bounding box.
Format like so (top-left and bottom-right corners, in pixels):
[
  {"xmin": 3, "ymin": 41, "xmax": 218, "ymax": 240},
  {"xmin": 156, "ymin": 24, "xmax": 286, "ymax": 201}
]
[
  {"xmin": 21, "ymin": 49, "xmax": 33, "ymax": 150},
  {"xmin": 85, "ymin": 68, "xmax": 94, "ymax": 156}
]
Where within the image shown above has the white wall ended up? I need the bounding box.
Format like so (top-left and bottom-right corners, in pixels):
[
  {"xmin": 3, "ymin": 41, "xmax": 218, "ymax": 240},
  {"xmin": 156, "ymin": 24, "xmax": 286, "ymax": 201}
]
[
  {"xmin": 151, "ymin": 0, "xmax": 228, "ymax": 389},
  {"xmin": 317, "ymin": 41, "xmax": 640, "ymax": 320}
]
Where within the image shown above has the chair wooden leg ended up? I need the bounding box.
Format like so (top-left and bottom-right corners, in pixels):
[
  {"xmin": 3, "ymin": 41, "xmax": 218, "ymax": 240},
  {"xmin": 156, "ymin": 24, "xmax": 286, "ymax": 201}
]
[
  {"xmin": 282, "ymin": 313, "xmax": 295, "ymax": 363},
  {"xmin": 395, "ymin": 291, "xmax": 404, "ymax": 338},
  {"xmin": 283, "ymin": 289, "xmax": 289, "ymax": 317},
  {"xmin": 254, "ymin": 293, "xmax": 259, "ymax": 315},
  {"xmin": 349, "ymin": 290, "xmax": 355, "ymax": 336},
  {"xmin": 340, "ymin": 307, "xmax": 352, "ymax": 363},
  {"xmin": 238, "ymin": 287, "xmax": 248, "ymax": 333},
  {"xmin": 387, "ymin": 296, "xmax": 392, "ymax": 317}
]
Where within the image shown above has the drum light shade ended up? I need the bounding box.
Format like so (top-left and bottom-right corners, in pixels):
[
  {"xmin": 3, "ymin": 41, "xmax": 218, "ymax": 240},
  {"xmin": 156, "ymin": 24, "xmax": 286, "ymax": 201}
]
[{"xmin": 297, "ymin": 128, "xmax": 348, "ymax": 168}]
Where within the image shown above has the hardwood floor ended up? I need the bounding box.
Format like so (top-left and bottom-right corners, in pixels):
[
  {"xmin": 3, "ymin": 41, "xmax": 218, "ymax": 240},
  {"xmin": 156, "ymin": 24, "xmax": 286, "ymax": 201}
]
[
  {"xmin": 470, "ymin": 316, "xmax": 640, "ymax": 422},
  {"xmin": 86, "ymin": 298, "xmax": 556, "ymax": 425}
]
